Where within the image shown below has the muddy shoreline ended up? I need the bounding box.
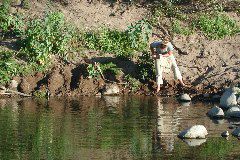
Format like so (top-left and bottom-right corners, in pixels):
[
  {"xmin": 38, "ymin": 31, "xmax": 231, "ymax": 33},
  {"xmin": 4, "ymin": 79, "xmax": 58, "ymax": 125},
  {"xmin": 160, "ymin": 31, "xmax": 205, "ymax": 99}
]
[{"xmin": 0, "ymin": 58, "xmax": 233, "ymax": 102}]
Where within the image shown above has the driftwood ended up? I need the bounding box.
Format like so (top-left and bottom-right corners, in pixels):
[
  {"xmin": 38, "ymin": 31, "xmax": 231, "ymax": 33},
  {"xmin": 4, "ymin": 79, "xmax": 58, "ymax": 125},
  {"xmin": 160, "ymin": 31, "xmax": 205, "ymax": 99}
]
[{"xmin": 0, "ymin": 87, "xmax": 31, "ymax": 97}]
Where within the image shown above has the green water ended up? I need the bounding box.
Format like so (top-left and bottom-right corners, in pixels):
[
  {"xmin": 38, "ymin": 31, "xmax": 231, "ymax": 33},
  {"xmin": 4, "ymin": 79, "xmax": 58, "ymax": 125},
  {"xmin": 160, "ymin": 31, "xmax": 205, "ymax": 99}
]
[{"xmin": 0, "ymin": 96, "xmax": 240, "ymax": 160}]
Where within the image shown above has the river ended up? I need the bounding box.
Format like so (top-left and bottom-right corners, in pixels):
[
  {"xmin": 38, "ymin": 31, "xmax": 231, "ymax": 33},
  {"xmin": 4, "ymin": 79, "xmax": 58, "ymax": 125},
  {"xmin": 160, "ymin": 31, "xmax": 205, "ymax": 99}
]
[{"xmin": 0, "ymin": 96, "xmax": 239, "ymax": 159}]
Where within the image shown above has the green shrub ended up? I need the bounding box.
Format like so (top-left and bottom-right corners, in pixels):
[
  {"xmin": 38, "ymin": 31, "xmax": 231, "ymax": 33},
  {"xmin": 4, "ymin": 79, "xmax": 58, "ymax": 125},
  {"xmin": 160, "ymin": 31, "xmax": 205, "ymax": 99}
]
[
  {"xmin": 83, "ymin": 19, "xmax": 152, "ymax": 59},
  {"xmin": 137, "ymin": 51, "xmax": 155, "ymax": 82},
  {"xmin": 20, "ymin": 12, "xmax": 75, "ymax": 63},
  {"xmin": 0, "ymin": 1, "xmax": 25, "ymax": 36},
  {"xmin": 193, "ymin": 13, "xmax": 240, "ymax": 39},
  {"xmin": 124, "ymin": 74, "xmax": 141, "ymax": 92},
  {"xmin": 87, "ymin": 62, "xmax": 121, "ymax": 79},
  {"xmin": 0, "ymin": 50, "xmax": 48, "ymax": 85}
]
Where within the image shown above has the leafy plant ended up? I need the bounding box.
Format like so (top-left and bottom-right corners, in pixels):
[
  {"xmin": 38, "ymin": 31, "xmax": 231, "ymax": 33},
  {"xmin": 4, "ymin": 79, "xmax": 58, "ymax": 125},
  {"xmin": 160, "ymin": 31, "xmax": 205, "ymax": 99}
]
[
  {"xmin": 137, "ymin": 51, "xmax": 155, "ymax": 82},
  {"xmin": 193, "ymin": 13, "xmax": 240, "ymax": 39},
  {"xmin": 87, "ymin": 62, "xmax": 121, "ymax": 79},
  {"xmin": 0, "ymin": 0, "xmax": 25, "ymax": 37},
  {"xmin": 124, "ymin": 74, "xmax": 141, "ymax": 92},
  {"xmin": 20, "ymin": 12, "xmax": 75, "ymax": 63},
  {"xmin": 83, "ymin": 19, "xmax": 152, "ymax": 59}
]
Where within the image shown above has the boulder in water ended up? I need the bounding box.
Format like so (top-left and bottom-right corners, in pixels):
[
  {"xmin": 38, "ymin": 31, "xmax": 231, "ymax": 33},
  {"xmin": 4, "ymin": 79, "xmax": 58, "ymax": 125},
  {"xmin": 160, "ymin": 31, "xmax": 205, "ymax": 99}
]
[
  {"xmin": 221, "ymin": 131, "xmax": 229, "ymax": 137},
  {"xmin": 178, "ymin": 125, "xmax": 208, "ymax": 139},
  {"xmin": 220, "ymin": 87, "xmax": 240, "ymax": 109},
  {"xmin": 226, "ymin": 106, "xmax": 240, "ymax": 118},
  {"xmin": 207, "ymin": 106, "xmax": 224, "ymax": 118},
  {"xmin": 179, "ymin": 94, "xmax": 191, "ymax": 102},
  {"xmin": 232, "ymin": 127, "xmax": 240, "ymax": 137}
]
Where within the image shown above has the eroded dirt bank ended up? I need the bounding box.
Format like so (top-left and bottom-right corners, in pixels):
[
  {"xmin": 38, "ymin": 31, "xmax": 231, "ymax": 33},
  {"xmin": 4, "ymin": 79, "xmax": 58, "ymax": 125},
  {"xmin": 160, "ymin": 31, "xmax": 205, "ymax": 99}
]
[{"xmin": 0, "ymin": 0, "xmax": 239, "ymax": 99}]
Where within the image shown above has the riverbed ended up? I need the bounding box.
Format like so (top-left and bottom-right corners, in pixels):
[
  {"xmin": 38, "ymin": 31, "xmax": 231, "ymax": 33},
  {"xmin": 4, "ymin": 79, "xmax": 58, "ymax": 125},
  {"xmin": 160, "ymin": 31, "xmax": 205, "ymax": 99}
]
[{"xmin": 0, "ymin": 96, "xmax": 239, "ymax": 159}]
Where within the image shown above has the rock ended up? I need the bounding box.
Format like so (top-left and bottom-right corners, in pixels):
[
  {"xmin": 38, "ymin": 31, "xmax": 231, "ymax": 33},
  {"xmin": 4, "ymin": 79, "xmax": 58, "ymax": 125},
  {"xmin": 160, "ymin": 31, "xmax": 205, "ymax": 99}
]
[
  {"xmin": 221, "ymin": 131, "xmax": 229, "ymax": 137},
  {"xmin": 226, "ymin": 106, "xmax": 240, "ymax": 118},
  {"xmin": 232, "ymin": 127, "xmax": 240, "ymax": 137},
  {"xmin": 19, "ymin": 79, "xmax": 31, "ymax": 94},
  {"xmin": 207, "ymin": 106, "xmax": 224, "ymax": 118},
  {"xmin": 178, "ymin": 125, "xmax": 208, "ymax": 139},
  {"xmin": 179, "ymin": 94, "xmax": 191, "ymax": 102},
  {"xmin": 182, "ymin": 139, "xmax": 206, "ymax": 146},
  {"xmin": 220, "ymin": 87, "xmax": 240, "ymax": 109},
  {"xmin": 102, "ymin": 84, "xmax": 120, "ymax": 95},
  {"xmin": 237, "ymin": 96, "xmax": 240, "ymax": 104},
  {"xmin": 8, "ymin": 80, "xmax": 18, "ymax": 90}
]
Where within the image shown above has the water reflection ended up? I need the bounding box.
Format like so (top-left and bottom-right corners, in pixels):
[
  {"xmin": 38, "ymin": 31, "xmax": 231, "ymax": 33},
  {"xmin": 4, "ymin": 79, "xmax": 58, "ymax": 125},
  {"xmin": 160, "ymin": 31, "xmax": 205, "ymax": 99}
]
[{"xmin": 0, "ymin": 97, "xmax": 239, "ymax": 159}]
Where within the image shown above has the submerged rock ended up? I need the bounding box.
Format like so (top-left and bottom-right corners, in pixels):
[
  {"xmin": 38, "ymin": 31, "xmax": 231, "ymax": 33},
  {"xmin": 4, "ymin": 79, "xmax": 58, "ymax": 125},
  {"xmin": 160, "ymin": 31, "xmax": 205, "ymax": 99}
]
[
  {"xmin": 221, "ymin": 131, "xmax": 229, "ymax": 137},
  {"xmin": 179, "ymin": 94, "xmax": 191, "ymax": 102},
  {"xmin": 178, "ymin": 125, "xmax": 208, "ymax": 139},
  {"xmin": 220, "ymin": 87, "xmax": 240, "ymax": 109},
  {"xmin": 226, "ymin": 106, "xmax": 240, "ymax": 118},
  {"xmin": 232, "ymin": 127, "xmax": 240, "ymax": 137},
  {"xmin": 207, "ymin": 106, "xmax": 224, "ymax": 118},
  {"xmin": 182, "ymin": 139, "xmax": 206, "ymax": 146},
  {"xmin": 102, "ymin": 84, "xmax": 120, "ymax": 95},
  {"xmin": 237, "ymin": 96, "xmax": 240, "ymax": 104}
]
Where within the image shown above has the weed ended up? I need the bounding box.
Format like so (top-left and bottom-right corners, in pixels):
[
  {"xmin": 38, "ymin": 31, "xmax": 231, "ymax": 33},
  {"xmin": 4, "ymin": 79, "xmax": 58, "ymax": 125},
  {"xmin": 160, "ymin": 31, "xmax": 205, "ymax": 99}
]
[
  {"xmin": 137, "ymin": 51, "xmax": 155, "ymax": 82},
  {"xmin": 193, "ymin": 13, "xmax": 240, "ymax": 39},
  {"xmin": 20, "ymin": 12, "xmax": 75, "ymax": 63},
  {"xmin": 87, "ymin": 62, "xmax": 121, "ymax": 79},
  {"xmin": 33, "ymin": 90, "xmax": 47, "ymax": 98},
  {"xmin": 0, "ymin": 1, "xmax": 25, "ymax": 37},
  {"xmin": 83, "ymin": 19, "xmax": 152, "ymax": 59},
  {"xmin": 124, "ymin": 74, "xmax": 141, "ymax": 92}
]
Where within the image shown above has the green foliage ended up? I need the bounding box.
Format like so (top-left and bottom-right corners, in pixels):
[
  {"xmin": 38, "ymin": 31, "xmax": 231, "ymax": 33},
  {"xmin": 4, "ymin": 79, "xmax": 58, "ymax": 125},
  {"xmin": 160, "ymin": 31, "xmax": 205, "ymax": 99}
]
[
  {"xmin": 124, "ymin": 74, "xmax": 141, "ymax": 92},
  {"xmin": 193, "ymin": 13, "xmax": 240, "ymax": 39},
  {"xmin": 137, "ymin": 51, "xmax": 155, "ymax": 82},
  {"xmin": 0, "ymin": 1, "xmax": 25, "ymax": 36},
  {"xmin": 101, "ymin": 62, "xmax": 121, "ymax": 75},
  {"xmin": 127, "ymin": 19, "xmax": 152, "ymax": 51},
  {"xmin": 172, "ymin": 20, "xmax": 193, "ymax": 35},
  {"xmin": 33, "ymin": 90, "xmax": 47, "ymax": 98},
  {"xmin": 87, "ymin": 64, "xmax": 101, "ymax": 79},
  {"xmin": 0, "ymin": 51, "xmax": 19, "ymax": 84},
  {"xmin": 83, "ymin": 19, "xmax": 152, "ymax": 59},
  {"xmin": 87, "ymin": 62, "xmax": 121, "ymax": 79},
  {"xmin": 0, "ymin": 50, "xmax": 48, "ymax": 85},
  {"xmin": 20, "ymin": 12, "xmax": 75, "ymax": 63}
]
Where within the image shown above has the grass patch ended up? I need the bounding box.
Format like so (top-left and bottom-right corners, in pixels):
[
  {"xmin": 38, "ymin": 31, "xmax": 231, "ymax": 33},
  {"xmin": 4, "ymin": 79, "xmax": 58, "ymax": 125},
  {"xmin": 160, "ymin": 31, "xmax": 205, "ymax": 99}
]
[
  {"xmin": 193, "ymin": 13, "xmax": 240, "ymax": 39},
  {"xmin": 172, "ymin": 20, "xmax": 193, "ymax": 35}
]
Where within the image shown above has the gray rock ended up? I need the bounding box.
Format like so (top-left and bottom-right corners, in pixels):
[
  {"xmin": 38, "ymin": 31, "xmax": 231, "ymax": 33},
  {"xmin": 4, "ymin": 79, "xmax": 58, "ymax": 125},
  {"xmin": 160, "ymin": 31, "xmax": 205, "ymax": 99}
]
[
  {"xmin": 178, "ymin": 125, "xmax": 208, "ymax": 139},
  {"xmin": 221, "ymin": 131, "xmax": 229, "ymax": 137},
  {"xmin": 220, "ymin": 87, "xmax": 240, "ymax": 109},
  {"xmin": 226, "ymin": 106, "xmax": 240, "ymax": 118},
  {"xmin": 237, "ymin": 96, "xmax": 240, "ymax": 104},
  {"xmin": 8, "ymin": 80, "xmax": 18, "ymax": 90},
  {"xmin": 207, "ymin": 106, "xmax": 224, "ymax": 118},
  {"xmin": 182, "ymin": 139, "xmax": 206, "ymax": 146},
  {"xmin": 102, "ymin": 84, "xmax": 120, "ymax": 95},
  {"xmin": 179, "ymin": 94, "xmax": 191, "ymax": 102},
  {"xmin": 232, "ymin": 127, "xmax": 240, "ymax": 137}
]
